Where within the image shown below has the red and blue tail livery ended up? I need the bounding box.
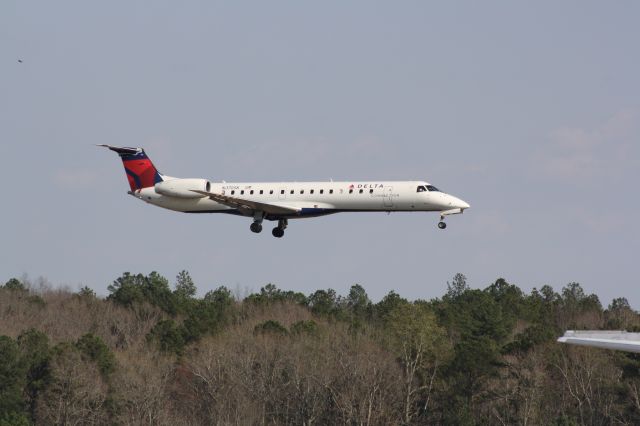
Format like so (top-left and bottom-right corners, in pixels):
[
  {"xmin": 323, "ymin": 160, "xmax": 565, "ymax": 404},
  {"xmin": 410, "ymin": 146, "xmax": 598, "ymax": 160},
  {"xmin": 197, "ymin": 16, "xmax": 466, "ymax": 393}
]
[
  {"xmin": 100, "ymin": 145, "xmax": 470, "ymax": 237},
  {"xmin": 99, "ymin": 145, "xmax": 163, "ymax": 191}
]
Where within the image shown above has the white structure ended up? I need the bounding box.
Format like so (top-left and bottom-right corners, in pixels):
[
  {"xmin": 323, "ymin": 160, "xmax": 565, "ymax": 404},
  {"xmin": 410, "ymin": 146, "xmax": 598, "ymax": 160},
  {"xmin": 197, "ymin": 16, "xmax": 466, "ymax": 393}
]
[
  {"xmin": 100, "ymin": 145, "xmax": 470, "ymax": 237},
  {"xmin": 558, "ymin": 330, "xmax": 640, "ymax": 353}
]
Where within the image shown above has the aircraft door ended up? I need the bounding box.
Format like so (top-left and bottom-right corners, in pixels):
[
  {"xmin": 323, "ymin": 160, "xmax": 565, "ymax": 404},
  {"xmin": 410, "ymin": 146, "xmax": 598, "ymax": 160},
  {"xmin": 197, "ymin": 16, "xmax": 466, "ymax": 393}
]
[{"xmin": 383, "ymin": 187, "xmax": 393, "ymax": 208}]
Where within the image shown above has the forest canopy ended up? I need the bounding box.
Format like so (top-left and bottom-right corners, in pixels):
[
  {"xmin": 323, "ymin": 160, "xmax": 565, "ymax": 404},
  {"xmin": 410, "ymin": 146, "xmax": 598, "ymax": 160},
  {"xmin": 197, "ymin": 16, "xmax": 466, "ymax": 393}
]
[{"xmin": 1, "ymin": 272, "xmax": 639, "ymax": 425}]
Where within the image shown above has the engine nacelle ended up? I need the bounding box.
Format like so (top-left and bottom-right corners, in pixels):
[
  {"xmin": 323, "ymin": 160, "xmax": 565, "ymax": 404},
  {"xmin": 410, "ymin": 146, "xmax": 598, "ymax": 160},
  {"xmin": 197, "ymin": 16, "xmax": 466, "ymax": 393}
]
[{"xmin": 154, "ymin": 179, "xmax": 211, "ymax": 199}]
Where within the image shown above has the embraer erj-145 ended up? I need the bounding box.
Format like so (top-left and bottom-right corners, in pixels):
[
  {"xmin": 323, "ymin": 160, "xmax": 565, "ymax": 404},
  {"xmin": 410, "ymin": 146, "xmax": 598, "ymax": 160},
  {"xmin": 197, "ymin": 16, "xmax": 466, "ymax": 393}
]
[{"xmin": 100, "ymin": 145, "xmax": 470, "ymax": 238}]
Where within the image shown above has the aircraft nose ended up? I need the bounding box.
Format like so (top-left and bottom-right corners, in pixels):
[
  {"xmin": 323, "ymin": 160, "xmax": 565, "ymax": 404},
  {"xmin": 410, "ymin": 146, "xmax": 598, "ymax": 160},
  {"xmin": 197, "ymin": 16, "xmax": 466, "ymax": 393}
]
[{"xmin": 449, "ymin": 196, "xmax": 470, "ymax": 210}]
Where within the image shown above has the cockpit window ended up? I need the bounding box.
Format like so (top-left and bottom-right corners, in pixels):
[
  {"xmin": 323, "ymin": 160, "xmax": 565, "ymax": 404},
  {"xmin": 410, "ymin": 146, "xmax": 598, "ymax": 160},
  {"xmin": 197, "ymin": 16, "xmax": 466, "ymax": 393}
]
[
  {"xmin": 417, "ymin": 185, "xmax": 427, "ymax": 192},
  {"xmin": 426, "ymin": 185, "xmax": 440, "ymax": 192}
]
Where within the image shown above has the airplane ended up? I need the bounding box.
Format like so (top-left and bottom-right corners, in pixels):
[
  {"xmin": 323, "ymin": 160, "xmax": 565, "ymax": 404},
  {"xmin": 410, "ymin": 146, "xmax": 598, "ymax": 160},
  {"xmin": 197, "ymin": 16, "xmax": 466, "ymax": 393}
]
[
  {"xmin": 100, "ymin": 145, "xmax": 470, "ymax": 237},
  {"xmin": 558, "ymin": 330, "xmax": 640, "ymax": 353}
]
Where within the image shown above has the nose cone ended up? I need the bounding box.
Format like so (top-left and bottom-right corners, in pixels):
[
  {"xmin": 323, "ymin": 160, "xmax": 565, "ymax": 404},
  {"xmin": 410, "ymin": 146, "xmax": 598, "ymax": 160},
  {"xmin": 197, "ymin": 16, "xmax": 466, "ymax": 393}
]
[{"xmin": 449, "ymin": 195, "xmax": 470, "ymax": 210}]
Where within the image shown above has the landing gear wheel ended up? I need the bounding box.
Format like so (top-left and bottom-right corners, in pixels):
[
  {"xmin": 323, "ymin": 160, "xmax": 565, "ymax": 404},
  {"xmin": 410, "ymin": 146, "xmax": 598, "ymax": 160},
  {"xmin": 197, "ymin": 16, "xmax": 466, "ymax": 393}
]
[
  {"xmin": 250, "ymin": 222, "xmax": 263, "ymax": 233},
  {"xmin": 272, "ymin": 227, "xmax": 285, "ymax": 238},
  {"xmin": 438, "ymin": 221, "xmax": 447, "ymax": 229}
]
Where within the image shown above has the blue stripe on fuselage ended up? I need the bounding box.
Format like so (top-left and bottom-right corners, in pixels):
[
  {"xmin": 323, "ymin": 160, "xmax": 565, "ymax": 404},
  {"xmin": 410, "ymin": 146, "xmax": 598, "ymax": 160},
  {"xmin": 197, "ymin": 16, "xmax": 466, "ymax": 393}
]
[{"xmin": 299, "ymin": 208, "xmax": 328, "ymax": 216}]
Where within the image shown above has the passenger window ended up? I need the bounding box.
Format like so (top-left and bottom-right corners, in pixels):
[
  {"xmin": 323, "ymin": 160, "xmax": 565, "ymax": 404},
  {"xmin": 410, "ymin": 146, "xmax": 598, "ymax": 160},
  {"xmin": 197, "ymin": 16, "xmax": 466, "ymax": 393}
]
[
  {"xmin": 310, "ymin": 189, "xmax": 314, "ymax": 194},
  {"xmin": 359, "ymin": 189, "xmax": 363, "ymax": 194},
  {"xmin": 290, "ymin": 190, "xmax": 294, "ymax": 194},
  {"xmin": 270, "ymin": 190, "xmax": 274, "ymax": 194},
  {"xmin": 369, "ymin": 189, "xmax": 373, "ymax": 194},
  {"xmin": 250, "ymin": 190, "xmax": 254, "ymax": 195},
  {"xmin": 349, "ymin": 189, "xmax": 353, "ymax": 194},
  {"xmin": 329, "ymin": 189, "xmax": 334, "ymax": 194},
  {"xmin": 300, "ymin": 190, "xmax": 304, "ymax": 194},
  {"xmin": 320, "ymin": 189, "xmax": 324, "ymax": 194},
  {"xmin": 231, "ymin": 190, "xmax": 235, "ymax": 195},
  {"xmin": 260, "ymin": 190, "xmax": 263, "ymax": 194},
  {"xmin": 241, "ymin": 190, "xmax": 244, "ymax": 195}
]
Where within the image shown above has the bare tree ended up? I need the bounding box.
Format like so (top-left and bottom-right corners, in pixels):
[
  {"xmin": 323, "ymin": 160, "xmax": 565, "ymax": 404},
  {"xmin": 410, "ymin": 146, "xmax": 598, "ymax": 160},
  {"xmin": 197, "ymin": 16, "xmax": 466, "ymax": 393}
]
[
  {"xmin": 36, "ymin": 346, "xmax": 109, "ymax": 425},
  {"xmin": 551, "ymin": 345, "xmax": 620, "ymax": 425},
  {"xmin": 112, "ymin": 349, "xmax": 175, "ymax": 425},
  {"xmin": 386, "ymin": 303, "xmax": 452, "ymax": 423}
]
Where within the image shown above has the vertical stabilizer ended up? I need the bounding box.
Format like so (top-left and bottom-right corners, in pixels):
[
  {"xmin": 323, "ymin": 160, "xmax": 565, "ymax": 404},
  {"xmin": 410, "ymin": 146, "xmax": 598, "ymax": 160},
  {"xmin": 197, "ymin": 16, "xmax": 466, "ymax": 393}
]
[{"xmin": 99, "ymin": 145, "xmax": 163, "ymax": 191}]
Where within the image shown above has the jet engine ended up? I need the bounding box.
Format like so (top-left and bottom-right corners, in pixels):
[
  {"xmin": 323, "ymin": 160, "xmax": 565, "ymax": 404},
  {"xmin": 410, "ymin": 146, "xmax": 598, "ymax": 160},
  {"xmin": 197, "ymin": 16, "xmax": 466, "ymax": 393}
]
[{"xmin": 154, "ymin": 179, "xmax": 211, "ymax": 198}]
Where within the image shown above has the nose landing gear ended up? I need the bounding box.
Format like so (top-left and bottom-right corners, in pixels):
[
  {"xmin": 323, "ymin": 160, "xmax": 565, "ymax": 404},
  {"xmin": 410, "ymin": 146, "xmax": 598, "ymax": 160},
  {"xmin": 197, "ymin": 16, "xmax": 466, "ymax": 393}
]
[
  {"xmin": 438, "ymin": 207, "xmax": 467, "ymax": 230},
  {"xmin": 437, "ymin": 213, "xmax": 447, "ymax": 230}
]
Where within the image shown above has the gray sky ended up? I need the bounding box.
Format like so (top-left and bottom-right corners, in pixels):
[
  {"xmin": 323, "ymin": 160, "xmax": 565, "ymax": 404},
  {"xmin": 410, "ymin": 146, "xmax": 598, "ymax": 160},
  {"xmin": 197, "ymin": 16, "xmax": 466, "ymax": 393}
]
[{"xmin": 2, "ymin": 2, "xmax": 639, "ymax": 306}]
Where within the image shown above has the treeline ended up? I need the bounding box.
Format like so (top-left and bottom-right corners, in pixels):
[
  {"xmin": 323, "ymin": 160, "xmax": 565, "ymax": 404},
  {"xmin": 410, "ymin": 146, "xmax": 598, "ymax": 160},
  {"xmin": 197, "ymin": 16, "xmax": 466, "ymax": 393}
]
[{"xmin": 1, "ymin": 273, "xmax": 640, "ymax": 425}]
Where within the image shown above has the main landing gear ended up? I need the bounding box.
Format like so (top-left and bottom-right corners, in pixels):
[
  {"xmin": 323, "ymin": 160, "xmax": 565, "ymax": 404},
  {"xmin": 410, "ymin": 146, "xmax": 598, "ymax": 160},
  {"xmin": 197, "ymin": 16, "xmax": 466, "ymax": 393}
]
[
  {"xmin": 250, "ymin": 217, "xmax": 288, "ymax": 238},
  {"xmin": 250, "ymin": 212, "xmax": 264, "ymax": 233},
  {"xmin": 272, "ymin": 219, "xmax": 287, "ymax": 238}
]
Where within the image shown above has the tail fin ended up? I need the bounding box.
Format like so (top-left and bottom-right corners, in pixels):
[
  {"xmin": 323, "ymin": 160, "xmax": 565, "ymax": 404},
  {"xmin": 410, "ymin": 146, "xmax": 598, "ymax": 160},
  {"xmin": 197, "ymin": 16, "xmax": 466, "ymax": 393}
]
[{"xmin": 99, "ymin": 145, "xmax": 163, "ymax": 191}]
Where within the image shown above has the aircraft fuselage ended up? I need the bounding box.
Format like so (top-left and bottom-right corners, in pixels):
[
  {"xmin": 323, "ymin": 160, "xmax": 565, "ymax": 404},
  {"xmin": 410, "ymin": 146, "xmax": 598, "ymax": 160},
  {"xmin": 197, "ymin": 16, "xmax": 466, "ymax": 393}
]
[
  {"xmin": 130, "ymin": 180, "xmax": 469, "ymax": 220},
  {"xmin": 100, "ymin": 145, "xmax": 470, "ymax": 237}
]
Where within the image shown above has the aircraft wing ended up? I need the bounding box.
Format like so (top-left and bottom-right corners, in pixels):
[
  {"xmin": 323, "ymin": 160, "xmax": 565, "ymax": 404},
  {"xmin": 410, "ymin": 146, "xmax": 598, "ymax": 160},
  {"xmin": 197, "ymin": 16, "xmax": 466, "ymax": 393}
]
[
  {"xmin": 191, "ymin": 190, "xmax": 300, "ymax": 216},
  {"xmin": 558, "ymin": 330, "xmax": 640, "ymax": 353}
]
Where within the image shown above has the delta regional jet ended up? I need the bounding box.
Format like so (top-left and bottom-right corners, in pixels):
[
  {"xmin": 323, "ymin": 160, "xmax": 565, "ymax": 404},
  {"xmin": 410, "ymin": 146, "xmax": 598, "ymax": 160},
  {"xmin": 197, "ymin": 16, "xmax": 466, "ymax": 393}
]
[{"xmin": 100, "ymin": 145, "xmax": 470, "ymax": 237}]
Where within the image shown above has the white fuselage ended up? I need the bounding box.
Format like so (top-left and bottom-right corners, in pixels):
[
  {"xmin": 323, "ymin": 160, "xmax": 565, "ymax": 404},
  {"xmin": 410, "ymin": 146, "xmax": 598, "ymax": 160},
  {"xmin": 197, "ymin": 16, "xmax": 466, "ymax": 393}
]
[
  {"xmin": 130, "ymin": 180, "xmax": 470, "ymax": 220},
  {"xmin": 100, "ymin": 145, "xmax": 470, "ymax": 236}
]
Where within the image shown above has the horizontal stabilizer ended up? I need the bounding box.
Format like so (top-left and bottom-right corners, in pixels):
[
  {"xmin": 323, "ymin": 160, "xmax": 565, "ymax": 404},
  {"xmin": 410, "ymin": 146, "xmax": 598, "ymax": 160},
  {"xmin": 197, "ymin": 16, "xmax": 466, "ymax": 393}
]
[{"xmin": 97, "ymin": 144, "xmax": 143, "ymax": 156}]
